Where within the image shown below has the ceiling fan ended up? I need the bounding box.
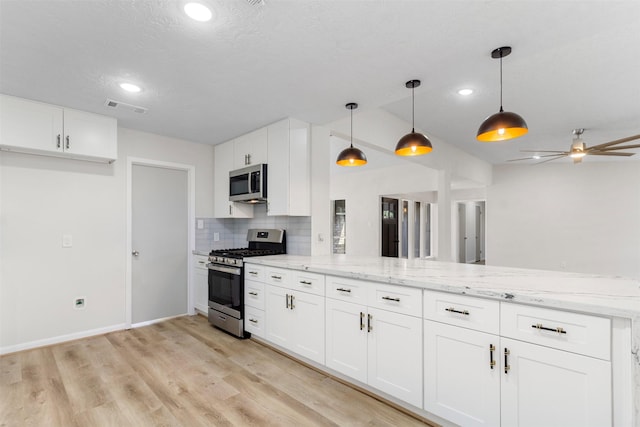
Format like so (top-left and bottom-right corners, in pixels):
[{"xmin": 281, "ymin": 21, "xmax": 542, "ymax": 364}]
[{"xmin": 508, "ymin": 129, "xmax": 640, "ymax": 164}]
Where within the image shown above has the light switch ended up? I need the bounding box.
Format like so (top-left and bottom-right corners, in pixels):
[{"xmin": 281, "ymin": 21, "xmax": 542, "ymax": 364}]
[
  {"xmin": 197, "ymin": 219, "xmax": 204, "ymax": 229},
  {"xmin": 62, "ymin": 234, "xmax": 73, "ymax": 248},
  {"xmin": 213, "ymin": 232, "xmax": 220, "ymax": 242}
]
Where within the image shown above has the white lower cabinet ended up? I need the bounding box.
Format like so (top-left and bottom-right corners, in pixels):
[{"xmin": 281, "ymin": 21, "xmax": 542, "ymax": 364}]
[
  {"xmin": 193, "ymin": 255, "xmax": 209, "ymax": 313},
  {"xmin": 500, "ymin": 337, "xmax": 611, "ymax": 427},
  {"xmin": 424, "ymin": 320, "xmax": 500, "ymax": 427},
  {"xmin": 325, "ymin": 298, "xmax": 422, "ymax": 408},
  {"xmin": 265, "ymin": 284, "xmax": 324, "ymax": 364}
]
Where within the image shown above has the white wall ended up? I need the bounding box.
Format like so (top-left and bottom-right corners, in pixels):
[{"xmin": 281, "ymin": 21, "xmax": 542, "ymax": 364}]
[
  {"xmin": 330, "ymin": 162, "xmax": 439, "ymax": 257},
  {"xmin": 487, "ymin": 162, "xmax": 640, "ymax": 278},
  {"xmin": 0, "ymin": 127, "xmax": 214, "ymax": 353}
]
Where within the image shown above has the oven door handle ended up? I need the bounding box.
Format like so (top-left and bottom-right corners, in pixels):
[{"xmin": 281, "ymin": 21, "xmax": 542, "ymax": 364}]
[{"xmin": 207, "ymin": 263, "xmax": 242, "ymax": 276}]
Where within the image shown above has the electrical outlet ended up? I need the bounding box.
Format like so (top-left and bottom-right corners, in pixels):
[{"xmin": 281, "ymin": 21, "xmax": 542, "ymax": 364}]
[
  {"xmin": 62, "ymin": 234, "xmax": 73, "ymax": 248},
  {"xmin": 197, "ymin": 219, "xmax": 204, "ymax": 229},
  {"xmin": 74, "ymin": 298, "xmax": 85, "ymax": 309},
  {"xmin": 213, "ymin": 232, "xmax": 220, "ymax": 242}
]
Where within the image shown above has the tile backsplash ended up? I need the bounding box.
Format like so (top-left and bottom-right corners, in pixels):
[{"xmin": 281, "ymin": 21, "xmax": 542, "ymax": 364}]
[{"xmin": 196, "ymin": 204, "xmax": 311, "ymax": 255}]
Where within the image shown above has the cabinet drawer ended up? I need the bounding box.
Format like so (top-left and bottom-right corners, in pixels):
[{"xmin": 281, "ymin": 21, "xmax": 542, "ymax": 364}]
[
  {"xmin": 423, "ymin": 290, "xmax": 499, "ymax": 334},
  {"xmin": 368, "ymin": 284, "xmax": 422, "ymax": 317},
  {"xmin": 501, "ymin": 304, "xmax": 611, "ymax": 360},
  {"xmin": 244, "ymin": 279, "xmax": 265, "ymax": 310},
  {"xmin": 245, "ymin": 306, "xmax": 265, "ymax": 338},
  {"xmin": 292, "ymin": 271, "xmax": 325, "ymax": 296},
  {"xmin": 194, "ymin": 255, "xmax": 209, "ymax": 270},
  {"xmin": 326, "ymin": 276, "xmax": 368, "ymax": 304},
  {"xmin": 244, "ymin": 263, "xmax": 264, "ymax": 281},
  {"xmin": 265, "ymin": 267, "xmax": 291, "ymax": 287}
]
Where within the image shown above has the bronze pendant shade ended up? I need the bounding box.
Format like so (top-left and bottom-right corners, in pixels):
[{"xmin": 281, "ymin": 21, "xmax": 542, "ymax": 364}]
[
  {"xmin": 477, "ymin": 46, "xmax": 528, "ymax": 142},
  {"xmin": 336, "ymin": 103, "xmax": 367, "ymax": 166},
  {"xmin": 395, "ymin": 80, "xmax": 433, "ymax": 156}
]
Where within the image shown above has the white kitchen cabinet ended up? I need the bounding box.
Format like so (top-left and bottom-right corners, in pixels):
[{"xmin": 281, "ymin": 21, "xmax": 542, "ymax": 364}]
[
  {"xmin": 265, "ymin": 283, "xmax": 324, "ymax": 364},
  {"xmin": 244, "ymin": 278, "xmax": 266, "ymax": 338},
  {"xmin": 424, "ymin": 320, "xmax": 500, "ymax": 427},
  {"xmin": 233, "ymin": 127, "xmax": 267, "ymax": 168},
  {"xmin": 193, "ymin": 255, "xmax": 209, "ymax": 314},
  {"xmin": 325, "ymin": 283, "xmax": 423, "ymax": 408},
  {"xmin": 0, "ymin": 94, "xmax": 117, "ymax": 163},
  {"xmin": 266, "ymin": 118, "xmax": 310, "ymax": 216},
  {"xmin": 500, "ymin": 337, "xmax": 611, "ymax": 427},
  {"xmin": 213, "ymin": 141, "xmax": 254, "ymax": 218}
]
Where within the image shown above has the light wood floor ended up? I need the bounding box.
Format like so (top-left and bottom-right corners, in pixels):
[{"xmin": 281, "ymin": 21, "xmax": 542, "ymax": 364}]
[{"xmin": 1, "ymin": 315, "xmax": 432, "ymax": 426}]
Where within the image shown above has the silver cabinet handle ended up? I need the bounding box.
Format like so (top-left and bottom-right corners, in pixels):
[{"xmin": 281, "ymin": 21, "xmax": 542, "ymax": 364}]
[
  {"xmin": 489, "ymin": 344, "xmax": 496, "ymax": 370},
  {"xmin": 271, "ymin": 275, "xmax": 282, "ymax": 280},
  {"xmin": 367, "ymin": 313, "xmax": 372, "ymax": 332},
  {"xmin": 198, "ymin": 261, "xmax": 205, "ymax": 264},
  {"xmin": 504, "ymin": 348, "xmax": 510, "ymax": 374},
  {"xmin": 446, "ymin": 307, "xmax": 470, "ymax": 315},
  {"xmin": 248, "ymin": 271, "xmax": 259, "ymax": 276},
  {"xmin": 360, "ymin": 312, "xmax": 364, "ymax": 330},
  {"xmin": 248, "ymin": 291, "xmax": 258, "ymax": 296},
  {"xmin": 57, "ymin": 134, "xmax": 61, "ymax": 148},
  {"xmin": 290, "ymin": 294, "xmax": 295, "ymax": 309},
  {"xmin": 247, "ymin": 153, "xmax": 251, "ymax": 164},
  {"xmin": 336, "ymin": 288, "xmax": 351, "ymax": 293},
  {"xmin": 286, "ymin": 293, "xmax": 290, "ymax": 309},
  {"xmin": 132, "ymin": 250, "xmax": 139, "ymax": 256},
  {"xmin": 65, "ymin": 135, "xmax": 70, "ymax": 149},
  {"xmin": 299, "ymin": 280, "xmax": 312, "ymax": 285},
  {"xmin": 382, "ymin": 296, "xmax": 400, "ymax": 302},
  {"xmin": 229, "ymin": 205, "xmax": 232, "ymax": 215},
  {"xmin": 249, "ymin": 318, "xmax": 258, "ymax": 324}
]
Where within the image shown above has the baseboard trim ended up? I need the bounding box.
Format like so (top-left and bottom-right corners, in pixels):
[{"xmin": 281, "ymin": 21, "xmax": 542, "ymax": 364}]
[
  {"xmin": 0, "ymin": 323, "xmax": 127, "ymax": 355},
  {"xmin": 131, "ymin": 313, "xmax": 188, "ymax": 329}
]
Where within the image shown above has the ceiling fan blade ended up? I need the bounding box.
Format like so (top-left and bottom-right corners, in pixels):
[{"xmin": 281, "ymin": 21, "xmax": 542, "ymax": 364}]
[
  {"xmin": 587, "ymin": 134, "xmax": 640, "ymax": 151},
  {"xmin": 536, "ymin": 155, "xmax": 567, "ymax": 164},
  {"xmin": 589, "ymin": 144, "xmax": 640, "ymax": 152},
  {"xmin": 507, "ymin": 153, "xmax": 568, "ymax": 162},
  {"xmin": 588, "ymin": 151, "xmax": 635, "ymax": 156},
  {"xmin": 520, "ymin": 150, "xmax": 567, "ymax": 153}
]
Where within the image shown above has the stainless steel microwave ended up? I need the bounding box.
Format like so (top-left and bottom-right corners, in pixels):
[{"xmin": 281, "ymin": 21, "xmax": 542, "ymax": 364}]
[{"xmin": 229, "ymin": 163, "xmax": 267, "ymax": 203}]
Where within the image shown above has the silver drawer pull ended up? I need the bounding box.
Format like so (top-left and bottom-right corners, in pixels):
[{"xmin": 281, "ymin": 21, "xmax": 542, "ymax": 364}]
[
  {"xmin": 248, "ymin": 291, "xmax": 258, "ymax": 296},
  {"xmin": 198, "ymin": 261, "xmax": 205, "ymax": 264},
  {"xmin": 382, "ymin": 296, "xmax": 400, "ymax": 302},
  {"xmin": 299, "ymin": 280, "xmax": 312, "ymax": 285},
  {"xmin": 445, "ymin": 307, "xmax": 470, "ymax": 316},
  {"xmin": 532, "ymin": 323, "xmax": 567, "ymax": 334},
  {"xmin": 248, "ymin": 271, "xmax": 259, "ymax": 275},
  {"xmin": 336, "ymin": 288, "xmax": 351, "ymax": 293},
  {"xmin": 249, "ymin": 318, "xmax": 258, "ymax": 323},
  {"xmin": 271, "ymin": 275, "xmax": 282, "ymax": 280}
]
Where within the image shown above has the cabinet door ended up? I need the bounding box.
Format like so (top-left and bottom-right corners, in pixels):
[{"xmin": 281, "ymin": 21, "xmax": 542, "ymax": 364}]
[
  {"xmin": 266, "ymin": 119, "xmax": 290, "ymax": 216},
  {"xmin": 367, "ymin": 308, "xmax": 422, "ymax": 408},
  {"xmin": 193, "ymin": 258, "xmax": 209, "ymax": 313},
  {"xmin": 214, "ymin": 142, "xmax": 253, "ymax": 218},
  {"xmin": 501, "ymin": 337, "xmax": 612, "ymax": 427},
  {"xmin": 234, "ymin": 127, "xmax": 267, "ymax": 168},
  {"xmin": 63, "ymin": 108, "xmax": 117, "ymax": 160},
  {"xmin": 325, "ymin": 298, "xmax": 368, "ymax": 383},
  {"xmin": 424, "ymin": 321, "xmax": 500, "ymax": 427},
  {"xmin": 264, "ymin": 284, "xmax": 294, "ymax": 349},
  {"xmin": 0, "ymin": 94, "xmax": 63, "ymax": 153},
  {"xmin": 290, "ymin": 291, "xmax": 325, "ymax": 364}
]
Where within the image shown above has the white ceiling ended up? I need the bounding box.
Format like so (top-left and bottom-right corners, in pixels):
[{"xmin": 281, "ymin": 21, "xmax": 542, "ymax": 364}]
[{"xmin": 1, "ymin": 0, "xmax": 639, "ymax": 165}]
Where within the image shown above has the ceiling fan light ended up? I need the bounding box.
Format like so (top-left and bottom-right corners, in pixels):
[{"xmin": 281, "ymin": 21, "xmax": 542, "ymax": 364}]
[
  {"xmin": 476, "ymin": 110, "xmax": 528, "ymax": 142},
  {"xmin": 569, "ymin": 140, "xmax": 586, "ymax": 158},
  {"xmin": 394, "ymin": 132, "xmax": 433, "ymax": 156},
  {"xmin": 336, "ymin": 146, "xmax": 367, "ymax": 166}
]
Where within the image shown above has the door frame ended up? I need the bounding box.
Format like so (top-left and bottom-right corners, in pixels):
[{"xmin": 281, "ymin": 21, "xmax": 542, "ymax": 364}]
[{"xmin": 126, "ymin": 157, "xmax": 196, "ymax": 329}]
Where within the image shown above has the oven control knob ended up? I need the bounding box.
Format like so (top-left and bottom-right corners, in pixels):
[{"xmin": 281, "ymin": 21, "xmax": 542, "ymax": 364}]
[{"xmin": 231, "ymin": 259, "xmax": 237, "ymax": 265}]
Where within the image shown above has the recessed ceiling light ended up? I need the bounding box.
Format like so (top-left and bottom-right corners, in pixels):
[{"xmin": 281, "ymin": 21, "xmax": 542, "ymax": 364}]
[
  {"xmin": 184, "ymin": 2, "xmax": 212, "ymax": 22},
  {"xmin": 457, "ymin": 88, "xmax": 473, "ymax": 96},
  {"xmin": 119, "ymin": 82, "xmax": 141, "ymax": 93}
]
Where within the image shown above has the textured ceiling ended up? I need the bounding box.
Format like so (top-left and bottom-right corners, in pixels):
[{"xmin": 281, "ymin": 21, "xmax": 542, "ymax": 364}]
[{"xmin": 1, "ymin": 0, "xmax": 639, "ymax": 165}]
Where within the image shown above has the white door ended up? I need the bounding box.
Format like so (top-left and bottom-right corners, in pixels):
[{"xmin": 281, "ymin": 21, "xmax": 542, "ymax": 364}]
[
  {"xmin": 367, "ymin": 307, "xmax": 422, "ymax": 408},
  {"xmin": 501, "ymin": 337, "xmax": 612, "ymax": 427},
  {"xmin": 290, "ymin": 291, "xmax": 325, "ymax": 364},
  {"xmin": 325, "ymin": 298, "xmax": 368, "ymax": 383},
  {"xmin": 457, "ymin": 203, "xmax": 466, "ymax": 263},
  {"xmin": 424, "ymin": 321, "xmax": 500, "ymax": 427},
  {"xmin": 132, "ymin": 164, "xmax": 188, "ymax": 324},
  {"xmin": 265, "ymin": 284, "xmax": 293, "ymax": 349}
]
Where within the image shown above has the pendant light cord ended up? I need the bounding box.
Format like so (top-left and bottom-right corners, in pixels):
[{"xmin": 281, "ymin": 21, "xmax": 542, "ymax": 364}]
[
  {"xmin": 411, "ymin": 84, "xmax": 416, "ymax": 133},
  {"xmin": 350, "ymin": 106, "xmax": 354, "ymax": 148},
  {"xmin": 499, "ymin": 49, "xmax": 504, "ymax": 113}
]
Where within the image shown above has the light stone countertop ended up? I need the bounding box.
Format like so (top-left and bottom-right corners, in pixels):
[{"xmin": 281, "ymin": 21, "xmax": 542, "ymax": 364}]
[
  {"xmin": 244, "ymin": 254, "xmax": 640, "ymax": 319},
  {"xmin": 192, "ymin": 250, "xmax": 210, "ymax": 257}
]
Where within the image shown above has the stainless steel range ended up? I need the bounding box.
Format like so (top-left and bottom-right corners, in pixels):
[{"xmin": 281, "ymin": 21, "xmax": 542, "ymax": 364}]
[{"xmin": 207, "ymin": 228, "xmax": 286, "ymax": 337}]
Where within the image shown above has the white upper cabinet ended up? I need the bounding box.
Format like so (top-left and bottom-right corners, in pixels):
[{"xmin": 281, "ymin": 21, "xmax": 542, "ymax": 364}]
[
  {"xmin": 267, "ymin": 118, "xmax": 310, "ymax": 216},
  {"xmin": 0, "ymin": 94, "xmax": 117, "ymax": 163},
  {"xmin": 233, "ymin": 127, "xmax": 267, "ymax": 169},
  {"xmin": 213, "ymin": 141, "xmax": 254, "ymax": 218}
]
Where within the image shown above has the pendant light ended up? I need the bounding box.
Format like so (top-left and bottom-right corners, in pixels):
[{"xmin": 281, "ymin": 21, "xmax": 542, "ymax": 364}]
[
  {"xmin": 477, "ymin": 46, "xmax": 528, "ymax": 142},
  {"xmin": 336, "ymin": 103, "xmax": 367, "ymax": 166},
  {"xmin": 395, "ymin": 80, "xmax": 433, "ymax": 156}
]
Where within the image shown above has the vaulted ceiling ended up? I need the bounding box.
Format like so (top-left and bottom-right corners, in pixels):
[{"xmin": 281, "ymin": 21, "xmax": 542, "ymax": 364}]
[{"xmin": 1, "ymin": 0, "xmax": 639, "ymax": 164}]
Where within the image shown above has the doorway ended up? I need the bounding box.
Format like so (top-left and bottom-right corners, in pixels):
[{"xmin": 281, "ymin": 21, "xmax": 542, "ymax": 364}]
[
  {"xmin": 381, "ymin": 197, "xmax": 399, "ymax": 257},
  {"xmin": 126, "ymin": 158, "xmax": 195, "ymax": 328},
  {"xmin": 456, "ymin": 201, "xmax": 485, "ymax": 264}
]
